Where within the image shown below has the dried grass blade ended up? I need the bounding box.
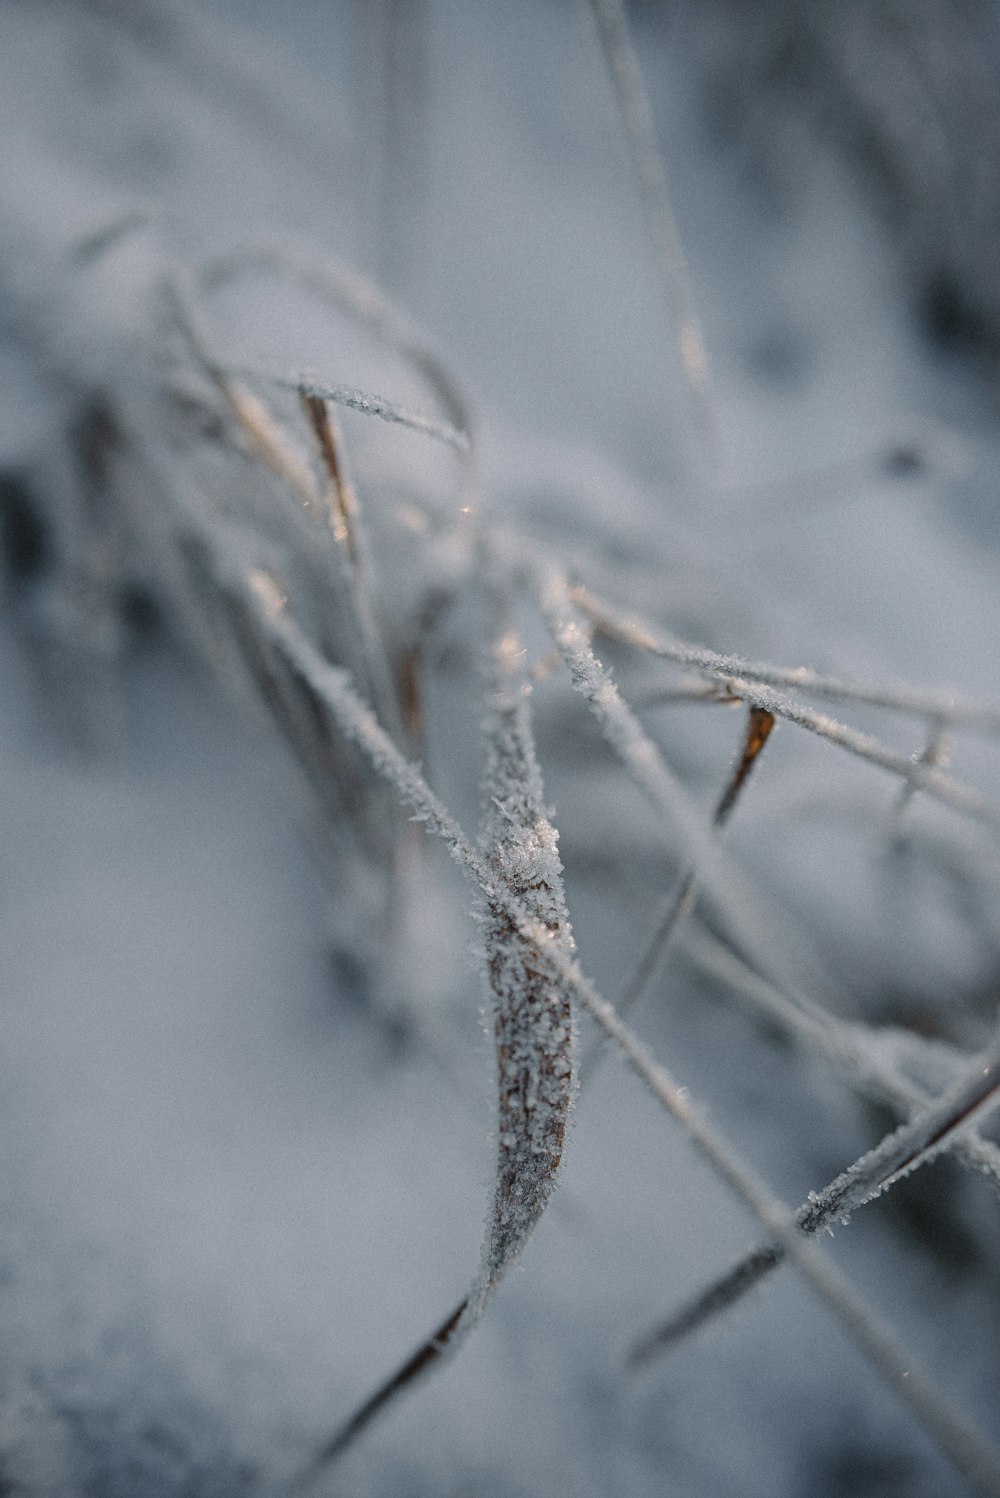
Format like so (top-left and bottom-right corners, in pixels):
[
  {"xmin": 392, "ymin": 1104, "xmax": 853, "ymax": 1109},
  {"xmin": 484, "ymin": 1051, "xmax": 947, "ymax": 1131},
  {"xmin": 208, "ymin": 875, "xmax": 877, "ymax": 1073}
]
[
  {"xmin": 716, "ymin": 707, "xmax": 776, "ymax": 822},
  {"xmin": 810, "ymin": 1030, "xmax": 1000, "ymax": 1215},
  {"xmin": 475, "ymin": 625, "xmax": 576, "ymax": 1298},
  {"xmin": 287, "ymin": 623, "xmax": 574, "ymax": 1483},
  {"xmin": 165, "ymin": 275, "xmax": 318, "ymax": 504},
  {"xmin": 287, "ymin": 1299, "xmax": 468, "ymax": 1495}
]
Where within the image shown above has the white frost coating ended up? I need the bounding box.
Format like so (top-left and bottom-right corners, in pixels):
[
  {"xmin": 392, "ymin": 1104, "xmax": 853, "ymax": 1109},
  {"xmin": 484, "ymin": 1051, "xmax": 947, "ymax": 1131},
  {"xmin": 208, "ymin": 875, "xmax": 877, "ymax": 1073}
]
[
  {"xmin": 277, "ymin": 374, "xmax": 470, "ymax": 454},
  {"xmin": 473, "ymin": 626, "xmax": 576, "ymax": 1308},
  {"xmin": 805, "ymin": 1026, "xmax": 1000, "ymax": 1226}
]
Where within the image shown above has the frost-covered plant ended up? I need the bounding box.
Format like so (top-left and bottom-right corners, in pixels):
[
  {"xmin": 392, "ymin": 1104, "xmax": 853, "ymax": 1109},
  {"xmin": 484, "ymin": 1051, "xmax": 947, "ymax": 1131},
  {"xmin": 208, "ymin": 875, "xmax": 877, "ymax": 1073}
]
[{"xmin": 3, "ymin": 2, "xmax": 1000, "ymax": 1496}]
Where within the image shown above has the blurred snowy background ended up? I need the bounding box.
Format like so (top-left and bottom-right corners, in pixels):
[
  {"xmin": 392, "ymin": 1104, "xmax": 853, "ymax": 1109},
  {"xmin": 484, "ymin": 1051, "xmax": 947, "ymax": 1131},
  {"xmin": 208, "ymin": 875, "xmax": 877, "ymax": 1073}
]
[{"xmin": 1, "ymin": 1, "xmax": 1000, "ymax": 1494}]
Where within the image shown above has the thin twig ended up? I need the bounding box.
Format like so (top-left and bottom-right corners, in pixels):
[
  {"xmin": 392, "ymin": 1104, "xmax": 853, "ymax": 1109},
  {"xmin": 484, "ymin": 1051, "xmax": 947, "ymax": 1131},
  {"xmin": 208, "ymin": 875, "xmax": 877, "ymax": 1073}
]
[
  {"xmin": 628, "ymin": 1026, "xmax": 1000, "ymax": 1373},
  {"xmin": 574, "ymin": 582, "xmax": 1000, "ymax": 734}
]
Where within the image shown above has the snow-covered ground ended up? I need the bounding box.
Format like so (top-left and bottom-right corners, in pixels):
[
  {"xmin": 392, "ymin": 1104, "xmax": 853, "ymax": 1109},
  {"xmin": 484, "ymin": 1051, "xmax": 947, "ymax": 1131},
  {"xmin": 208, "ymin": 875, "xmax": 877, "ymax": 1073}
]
[{"xmin": 1, "ymin": 2, "xmax": 999, "ymax": 1494}]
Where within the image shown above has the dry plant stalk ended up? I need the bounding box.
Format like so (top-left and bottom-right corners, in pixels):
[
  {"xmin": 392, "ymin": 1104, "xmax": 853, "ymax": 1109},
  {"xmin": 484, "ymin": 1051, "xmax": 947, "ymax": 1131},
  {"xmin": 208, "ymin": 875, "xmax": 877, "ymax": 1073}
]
[
  {"xmin": 629, "ymin": 1027, "xmax": 1000, "ymax": 1371},
  {"xmin": 231, "ymin": 569, "xmax": 1000, "ymax": 1496},
  {"xmin": 571, "ymin": 580, "xmax": 1000, "ymax": 830},
  {"xmin": 586, "ymin": 0, "xmax": 717, "ymax": 460},
  {"xmin": 194, "ymin": 239, "xmax": 478, "ymax": 503}
]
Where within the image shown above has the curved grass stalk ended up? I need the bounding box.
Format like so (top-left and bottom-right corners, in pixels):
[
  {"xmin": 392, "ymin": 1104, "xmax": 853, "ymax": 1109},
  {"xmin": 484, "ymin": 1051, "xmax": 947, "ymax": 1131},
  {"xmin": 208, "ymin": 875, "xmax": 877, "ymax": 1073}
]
[{"xmin": 288, "ymin": 619, "xmax": 575, "ymax": 1487}]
